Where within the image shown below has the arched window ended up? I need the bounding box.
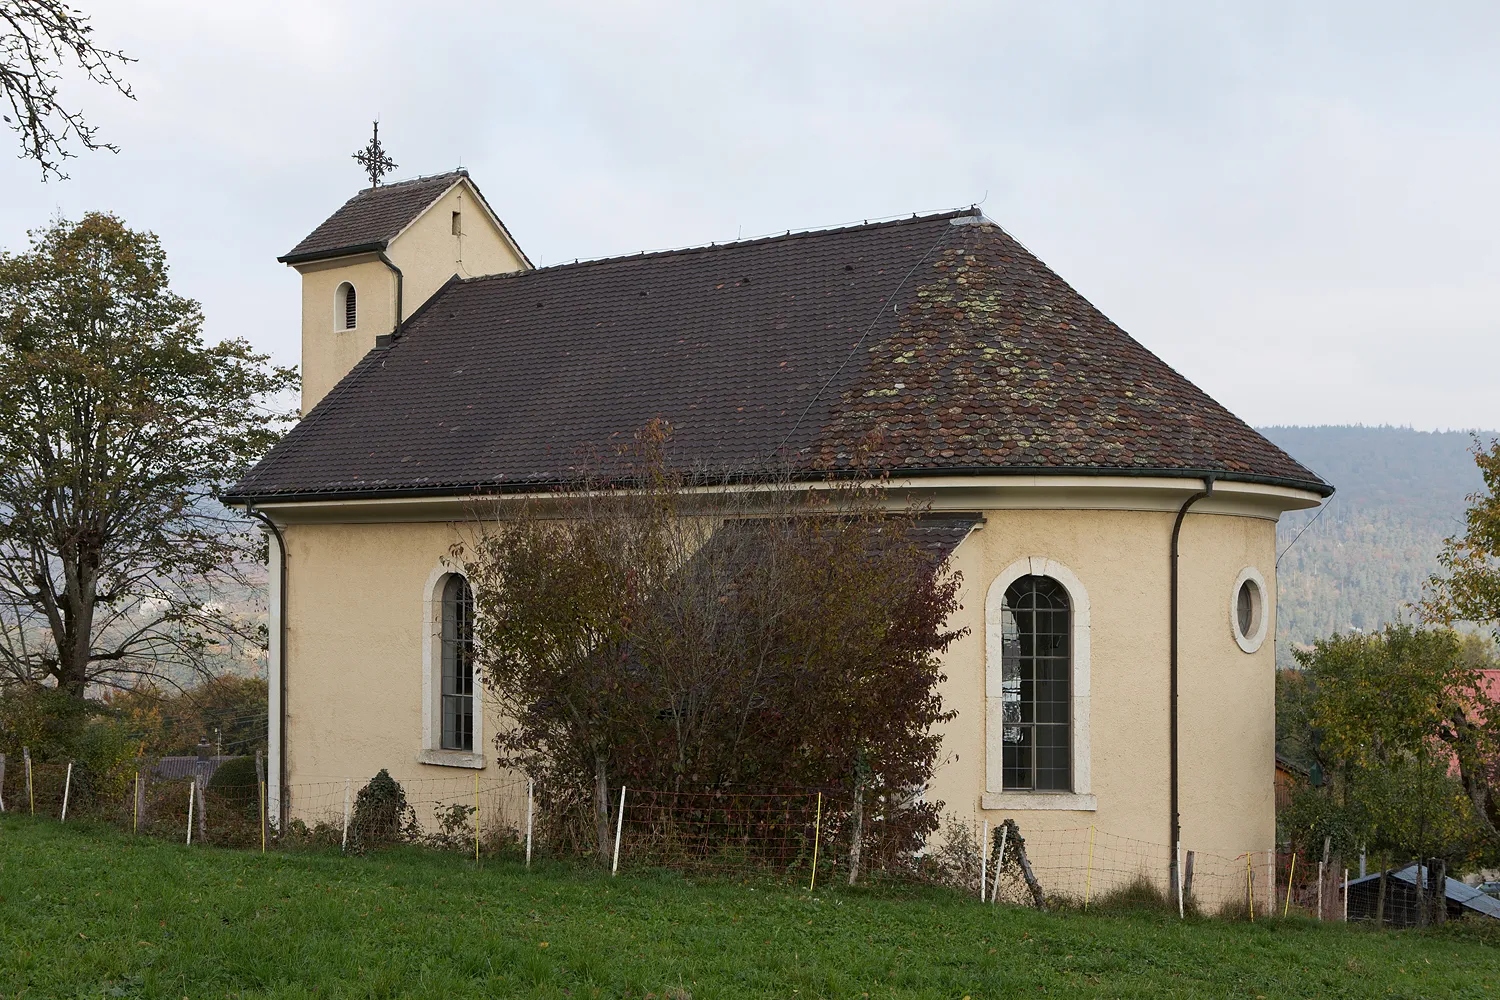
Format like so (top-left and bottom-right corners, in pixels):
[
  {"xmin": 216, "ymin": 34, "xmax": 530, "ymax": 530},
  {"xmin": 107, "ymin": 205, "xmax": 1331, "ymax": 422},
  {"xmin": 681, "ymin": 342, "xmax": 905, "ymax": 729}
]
[
  {"xmin": 338, "ymin": 282, "xmax": 357, "ymax": 330},
  {"xmin": 1000, "ymin": 575, "xmax": 1071, "ymax": 791},
  {"xmin": 440, "ymin": 575, "xmax": 475, "ymax": 752}
]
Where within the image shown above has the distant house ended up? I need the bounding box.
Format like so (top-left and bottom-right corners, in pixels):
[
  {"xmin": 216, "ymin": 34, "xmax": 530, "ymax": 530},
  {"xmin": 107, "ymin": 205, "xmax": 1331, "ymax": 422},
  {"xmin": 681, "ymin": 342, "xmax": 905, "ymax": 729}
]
[
  {"xmin": 223, "ymin": 169, "xmax": 1333, "ymax": 879},
  {"xmin": 1274, "ymin": 754, "xmax": 1307, "ymax": 813},
  {"xmin": 1346, "ymin": 864, "xmax": 1500, "ymax": 926}
]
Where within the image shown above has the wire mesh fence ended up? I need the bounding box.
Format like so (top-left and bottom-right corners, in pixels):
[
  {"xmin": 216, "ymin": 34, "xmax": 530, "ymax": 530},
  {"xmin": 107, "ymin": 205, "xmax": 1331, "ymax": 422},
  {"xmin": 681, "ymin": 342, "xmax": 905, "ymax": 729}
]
[
  {"xmin": 981, "ymin": 824, "xmax": 1279, "ymax": 916},
  {"xmin": 613, "ymin": 787, "xmax": 825, "ymax": 880},
  {"xmin": 2, "ymin": 748, "xmax": 1359, "ymax": 923}
]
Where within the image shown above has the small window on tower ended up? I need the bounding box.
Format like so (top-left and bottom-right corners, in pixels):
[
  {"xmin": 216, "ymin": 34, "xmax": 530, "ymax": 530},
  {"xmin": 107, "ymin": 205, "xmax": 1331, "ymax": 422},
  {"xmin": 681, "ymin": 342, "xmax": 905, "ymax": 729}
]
[
  {"xmin": 337, "ymin": 282, "xmax": 356, "ymax": 330},
  {"xmin": 451, "ymin": 211, "xmax": 462, "ymax": 236}
]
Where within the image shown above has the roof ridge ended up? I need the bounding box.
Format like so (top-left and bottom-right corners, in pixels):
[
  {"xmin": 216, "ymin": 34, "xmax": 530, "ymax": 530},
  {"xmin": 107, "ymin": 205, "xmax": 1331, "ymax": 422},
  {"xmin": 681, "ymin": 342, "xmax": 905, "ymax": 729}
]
[
  {"xmin": 348, "ymin": 168, "xmax": 467, "ymax": 197},
  {"xmin": 454, "ymin": 207, "xmax": 979, "ymax": 285}
]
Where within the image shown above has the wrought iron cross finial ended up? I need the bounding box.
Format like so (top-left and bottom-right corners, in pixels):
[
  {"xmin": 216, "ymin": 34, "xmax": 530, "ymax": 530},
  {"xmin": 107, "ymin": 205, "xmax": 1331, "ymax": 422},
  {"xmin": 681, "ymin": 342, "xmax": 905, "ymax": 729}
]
[{"xmin": 352, "ymin": 121, "xmax": 397, "ymax": 187}]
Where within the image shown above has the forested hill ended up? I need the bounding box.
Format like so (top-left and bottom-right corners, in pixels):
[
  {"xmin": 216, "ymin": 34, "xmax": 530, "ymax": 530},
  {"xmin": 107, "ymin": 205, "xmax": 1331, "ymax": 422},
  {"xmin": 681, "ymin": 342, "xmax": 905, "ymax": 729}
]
[{"xmin": 1258, "ymin": 425, "xmax": 1496, "ymax": 668}]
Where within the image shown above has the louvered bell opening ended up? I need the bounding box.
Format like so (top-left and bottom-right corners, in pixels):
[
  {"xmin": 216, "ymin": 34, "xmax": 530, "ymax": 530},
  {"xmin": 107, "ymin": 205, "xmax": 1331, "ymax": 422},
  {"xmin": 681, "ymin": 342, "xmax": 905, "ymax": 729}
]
[{"xmin": 344, "ymin": 285, "xmax": 357, "ymax": 329}]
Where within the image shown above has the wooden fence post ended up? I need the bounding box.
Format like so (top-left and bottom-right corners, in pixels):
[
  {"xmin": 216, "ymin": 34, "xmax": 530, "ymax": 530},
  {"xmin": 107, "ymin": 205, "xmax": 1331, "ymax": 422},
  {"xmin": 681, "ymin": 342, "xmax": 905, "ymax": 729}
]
[
  {"xmin": 1002, "ymin": 818, "xmax": 1046, "ymax": 910},
  {"xmin": 24, "ymin": 747, "xmax": 33, "ymax": 815},
  {"xmin": 991, "ymin": 822, "xmax": 1009, "ymax": 904},
  {"xmin": 194, "ymin": 765, "xmax": 208, "ymax": 843}
]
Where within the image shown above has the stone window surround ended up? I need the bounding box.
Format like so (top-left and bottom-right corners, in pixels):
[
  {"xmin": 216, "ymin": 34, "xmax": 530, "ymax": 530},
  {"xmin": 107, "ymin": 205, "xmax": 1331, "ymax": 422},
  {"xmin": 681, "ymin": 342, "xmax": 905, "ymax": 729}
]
[
  {"xmin": 982, "ymin": 555, "xmax": 1096, "ymax": 812},
  {"xmin": 1230, "ymin": 565, "xmax": 1270, "ymax": 654},
  {"xmin": 418, "ymin": 563, "xmax": 485, "ymax": 769}
]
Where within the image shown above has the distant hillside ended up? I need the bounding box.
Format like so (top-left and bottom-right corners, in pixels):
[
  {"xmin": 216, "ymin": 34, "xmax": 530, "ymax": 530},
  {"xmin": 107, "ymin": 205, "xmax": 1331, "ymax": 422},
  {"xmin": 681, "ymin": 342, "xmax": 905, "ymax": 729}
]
[{"xmin": 1258, "ymin": 425, "xmax": 1496, "ymax": 668}]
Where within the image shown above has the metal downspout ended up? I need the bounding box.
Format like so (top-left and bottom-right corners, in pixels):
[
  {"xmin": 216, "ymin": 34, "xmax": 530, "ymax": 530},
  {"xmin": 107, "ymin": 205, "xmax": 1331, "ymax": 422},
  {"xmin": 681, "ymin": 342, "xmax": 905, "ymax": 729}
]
[
  {"xmin": 378, "ymin": 252, "xmax": 404, "ymax": 338},
  {"xmin": 1170, "ymin": 475, "xmax": 1215, "ymax": 895},
  {"xmin": 245, "ymin": 504, "xmax": 288, "ymax": 827}
]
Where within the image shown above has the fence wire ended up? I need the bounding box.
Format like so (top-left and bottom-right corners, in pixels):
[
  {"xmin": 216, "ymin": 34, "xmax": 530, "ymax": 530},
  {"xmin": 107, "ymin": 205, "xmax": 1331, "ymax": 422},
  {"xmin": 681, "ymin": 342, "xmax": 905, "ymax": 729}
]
[{"xmin": 1, "ymin": 751, "xmax": 1352, "ymax": 921}]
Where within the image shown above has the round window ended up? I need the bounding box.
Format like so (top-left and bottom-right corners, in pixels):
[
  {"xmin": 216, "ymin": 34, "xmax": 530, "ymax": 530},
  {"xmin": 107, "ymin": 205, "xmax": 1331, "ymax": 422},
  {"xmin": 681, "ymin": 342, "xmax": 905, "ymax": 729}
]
[{"xmin": 1230, "ymin": 568, "xmax": 1268, "ymax": 654}]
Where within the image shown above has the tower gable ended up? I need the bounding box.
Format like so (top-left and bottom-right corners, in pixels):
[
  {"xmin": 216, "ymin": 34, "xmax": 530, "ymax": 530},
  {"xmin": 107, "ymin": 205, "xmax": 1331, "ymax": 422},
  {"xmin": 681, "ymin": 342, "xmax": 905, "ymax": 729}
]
[{"xmin": 284, "ymin": 171, "xmax": 528, "ymax": 412}]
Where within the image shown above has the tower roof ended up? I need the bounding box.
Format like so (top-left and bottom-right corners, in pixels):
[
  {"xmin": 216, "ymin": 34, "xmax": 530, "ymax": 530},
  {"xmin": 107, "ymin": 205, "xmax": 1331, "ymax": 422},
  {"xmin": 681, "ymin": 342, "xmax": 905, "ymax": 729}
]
[
  {"xmin": 278, "ymin": 170, "xmax": 523, "ymax": 266},
  {"xmin": 231, "ymin": 210, "xmax": 1329, "ymax": 501}
]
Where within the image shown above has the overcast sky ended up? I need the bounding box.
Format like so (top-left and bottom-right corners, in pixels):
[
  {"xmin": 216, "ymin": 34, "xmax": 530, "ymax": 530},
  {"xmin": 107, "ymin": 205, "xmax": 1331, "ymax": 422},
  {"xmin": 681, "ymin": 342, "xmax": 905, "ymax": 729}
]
[{"xmin": 3, "ymin": 1, "xmax": 1496, "ymax": 431}]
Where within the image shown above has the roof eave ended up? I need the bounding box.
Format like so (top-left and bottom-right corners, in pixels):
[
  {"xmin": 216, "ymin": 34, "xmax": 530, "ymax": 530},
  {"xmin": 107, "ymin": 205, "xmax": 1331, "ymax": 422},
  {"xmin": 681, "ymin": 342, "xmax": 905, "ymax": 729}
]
[
  {"xmin": 220, "ymin": 464, "xmax": 1333, "ymax": 508},
  {"xmin": 277, "ymin": 240, "xmax": 390, "ymax": 266}
]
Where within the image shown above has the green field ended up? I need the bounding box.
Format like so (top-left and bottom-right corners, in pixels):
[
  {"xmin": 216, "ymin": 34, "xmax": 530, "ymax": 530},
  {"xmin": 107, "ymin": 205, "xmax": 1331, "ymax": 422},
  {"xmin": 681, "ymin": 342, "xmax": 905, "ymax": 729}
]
[{"xmin": 1, "ymin": 816, "xmax": 1496, "ymax": 999}]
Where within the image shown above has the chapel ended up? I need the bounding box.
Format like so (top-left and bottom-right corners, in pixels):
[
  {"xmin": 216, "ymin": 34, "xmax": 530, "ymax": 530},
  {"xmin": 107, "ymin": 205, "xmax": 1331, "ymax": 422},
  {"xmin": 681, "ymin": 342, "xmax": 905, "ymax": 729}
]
[{"xmin": 226, "ymin": 168, "xmax": 1331, "ymax": 892}]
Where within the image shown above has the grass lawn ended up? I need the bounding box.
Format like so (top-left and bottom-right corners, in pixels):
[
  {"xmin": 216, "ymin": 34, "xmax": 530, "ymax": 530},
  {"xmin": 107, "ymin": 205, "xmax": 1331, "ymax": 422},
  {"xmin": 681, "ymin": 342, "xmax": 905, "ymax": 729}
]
[{"xmin": 2, "ymin": 815, "xmax": 1497, "ymax": 999}]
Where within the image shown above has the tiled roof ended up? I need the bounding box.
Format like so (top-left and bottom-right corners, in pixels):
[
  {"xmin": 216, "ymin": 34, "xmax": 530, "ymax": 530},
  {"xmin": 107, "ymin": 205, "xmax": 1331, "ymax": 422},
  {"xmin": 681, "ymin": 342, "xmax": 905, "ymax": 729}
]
[
  {"xmin": 231, "ymin": 211, "xmax": 1329, "ymax": 500},
  {"xmin": 152, "ymin": 756, "xmax": 241, "ymax": 781},
  {"xmin": 279, "ymin": 171, "xmax": 468, "ymax": 263}
]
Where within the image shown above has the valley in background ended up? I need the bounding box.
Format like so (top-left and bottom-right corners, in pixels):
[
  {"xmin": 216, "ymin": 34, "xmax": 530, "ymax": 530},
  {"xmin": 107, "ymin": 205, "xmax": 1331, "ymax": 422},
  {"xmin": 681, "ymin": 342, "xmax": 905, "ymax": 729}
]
[{"xmin": 1259, "ymin": 425, "xmax": 1497, "ymax": 668}]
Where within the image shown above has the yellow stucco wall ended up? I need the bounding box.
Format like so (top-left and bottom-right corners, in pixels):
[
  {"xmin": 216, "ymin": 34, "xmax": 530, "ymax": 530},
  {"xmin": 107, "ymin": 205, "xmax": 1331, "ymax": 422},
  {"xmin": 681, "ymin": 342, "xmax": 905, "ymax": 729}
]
[
  {"xmin": 388, "ymin": 180, "xmax": 526, "ymax": 311},
  {"xmin": 296, "ymin": 255, "xmax": 395, "ymax": 414},
  {"xmin": 292, "ymin": 178, "xmax": 527, "ymax": 413},
  {"xmin": 928, "ymin": 506, "xmax": 1278, "ymax": 901},
  {"xmin": 271, "ymin": 491, "xmax": 1284, "ymax": 889}
]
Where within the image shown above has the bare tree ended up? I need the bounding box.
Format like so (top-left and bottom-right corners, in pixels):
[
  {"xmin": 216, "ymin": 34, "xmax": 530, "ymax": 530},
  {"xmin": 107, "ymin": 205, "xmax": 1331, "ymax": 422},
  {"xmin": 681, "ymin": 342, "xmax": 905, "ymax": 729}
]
[
  {"xmin": 0, "ymin": 212, "xmax": 298, "ymax": 696},
  {"xmin": 2, "ymin": 1, "xmax": 133, "ymax": 179}
]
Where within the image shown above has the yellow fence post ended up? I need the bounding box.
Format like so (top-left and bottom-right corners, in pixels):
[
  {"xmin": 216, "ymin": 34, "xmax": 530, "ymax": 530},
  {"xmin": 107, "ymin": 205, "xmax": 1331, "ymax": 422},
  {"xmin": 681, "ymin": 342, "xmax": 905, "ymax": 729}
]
[
  {"xmin": 808, "ymin": 792, "xmax": 823, "ymax": 892},
  {"xmin": 1283, "ymin": 853, "xmax": 1296, "ymax": 918},
  {"xmin": 1246, "ymin": 855, "xmax": 1255, "ymax": 922}
]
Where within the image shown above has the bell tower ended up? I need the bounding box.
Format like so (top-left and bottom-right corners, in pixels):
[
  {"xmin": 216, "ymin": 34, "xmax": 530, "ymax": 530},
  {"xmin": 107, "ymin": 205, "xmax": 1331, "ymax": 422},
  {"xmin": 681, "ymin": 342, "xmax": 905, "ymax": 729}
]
[{"xmin": 278, "ymin": 139, "xmax": 530, "ymax": 412}]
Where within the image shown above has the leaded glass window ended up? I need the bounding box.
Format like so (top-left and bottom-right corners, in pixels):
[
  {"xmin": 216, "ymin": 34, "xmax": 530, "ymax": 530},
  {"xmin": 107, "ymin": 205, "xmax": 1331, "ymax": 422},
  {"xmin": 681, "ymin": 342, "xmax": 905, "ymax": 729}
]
[
  {"xmin": 440, "ymin": 575, "xmax": 475, "ymax": 752},
  {"xmin": 1000, "ymin": 575, "xmax": 1071, "ymax": 791}
]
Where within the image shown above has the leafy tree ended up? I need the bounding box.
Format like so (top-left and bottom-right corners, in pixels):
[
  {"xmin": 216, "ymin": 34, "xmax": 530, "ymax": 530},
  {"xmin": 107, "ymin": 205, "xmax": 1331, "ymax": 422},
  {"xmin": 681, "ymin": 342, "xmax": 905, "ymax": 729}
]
[
  {"xmin": 1302, "ymin": 626, "xmax": 1475, "ymax": 768},
  {"xmin": 0, "ymin": 683, "xmax": 138, "ymax": 799},
  {"xmin": 2, "ymin": 1, "xmax": 134, "ymax": 179},
  {"xmin": 465, "ymin": 422, "xmax": 966, "ymax": 863},
  {"xmin": 1424, "ymin": 436, "xmax": 1500, "ymax": 639},
  {"xmin": 1284, "ymin": 626, "xmax": 1498, "ymax": 883},
  {"xmin": 103, "ymin": 674, "xmax": 268, "ymax": 757},
  {"xmin": 0, "ymin": 213, "xmax": 297, "ymax": 698}
]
